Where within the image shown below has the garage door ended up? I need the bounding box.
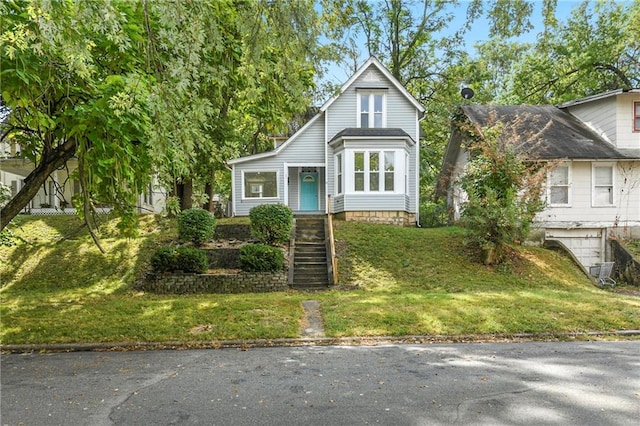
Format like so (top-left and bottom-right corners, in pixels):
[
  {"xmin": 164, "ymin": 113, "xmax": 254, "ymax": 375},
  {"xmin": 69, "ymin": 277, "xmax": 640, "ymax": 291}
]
[{"xmin": 545, "ymin": 228, "xmax": 604, "ymax": 268}]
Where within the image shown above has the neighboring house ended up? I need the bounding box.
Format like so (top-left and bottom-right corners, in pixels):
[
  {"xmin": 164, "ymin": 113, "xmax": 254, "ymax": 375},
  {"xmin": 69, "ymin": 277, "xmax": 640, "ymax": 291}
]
[
  {"xmin": 438, "ymin": 89, "xmax": 640, "ymax": 268},
  {"xmin": 0, "ymin": 140, "xmax": 165, "ymax": 215},
  {"xmin": 228, "ymin": 56, "xmax": 425, "ymax": 226}
]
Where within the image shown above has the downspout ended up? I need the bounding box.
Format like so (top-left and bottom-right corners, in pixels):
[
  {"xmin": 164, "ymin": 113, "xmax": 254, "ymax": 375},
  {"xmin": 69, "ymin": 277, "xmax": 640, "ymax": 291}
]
[{"xmin": 324, "ymin": 110, "xmax": 329, "ymax": 214}]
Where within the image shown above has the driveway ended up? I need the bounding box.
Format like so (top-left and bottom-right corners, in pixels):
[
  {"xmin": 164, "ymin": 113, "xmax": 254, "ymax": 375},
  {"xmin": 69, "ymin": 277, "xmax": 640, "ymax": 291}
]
[{"xmin": 2, "ymin": 341, "xmax": 639, "ymax": 425}]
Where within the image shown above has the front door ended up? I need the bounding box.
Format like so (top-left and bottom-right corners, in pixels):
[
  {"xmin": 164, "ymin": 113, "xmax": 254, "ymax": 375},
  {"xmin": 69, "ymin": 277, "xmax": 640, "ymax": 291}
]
[{"xmin": 300, "ymin": 172, "xmax": 318, "ymax": 211}]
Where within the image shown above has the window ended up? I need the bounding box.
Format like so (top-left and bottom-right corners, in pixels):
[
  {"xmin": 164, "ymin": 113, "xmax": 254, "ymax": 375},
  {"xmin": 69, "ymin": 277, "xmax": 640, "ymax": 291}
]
[
  {"xmin": 548, "ymin": 165, "xmax": 570, "ymax": 205},
  {"xmin": 336, "ymin": 153, "xmax": 343, "ymax": 194},
  {"xmin": 634, "ymin": 101, "xmax": 640, "ymax": 132},
  {"xmin": 351, "ymin": 150, "xmax": 396, "ymax": 192},
  {"xmin": 593, "ymin": 165, "xmax": 614, "ymax": 206},
  {"xmin": 243, "ymin": 171, "xmax": 278, "ymax": 199},
  {"xmin": 358, "ymin": 92, "xmax": 385, "ymax": 128},
  {"xmin": 354, "ymin": 152, "xmax": 365, "ymax": 191}
]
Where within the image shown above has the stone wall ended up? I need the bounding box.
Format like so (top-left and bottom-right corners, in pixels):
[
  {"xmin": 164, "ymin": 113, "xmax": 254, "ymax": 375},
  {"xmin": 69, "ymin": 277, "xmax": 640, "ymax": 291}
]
[
  {"xmin": 611, "ymin": 240, "xmax": 640, "ymax": 286},
  {"xmin": 207, "ymin": 248, "xmax": 241, "ymax": 269},
  {"xmin": 335, "ymin": 211, "xmax": 416, "ymax": 226},
  {"xmin": 142, "ymin": 271, "xmax": 288, "ymax": 294}
]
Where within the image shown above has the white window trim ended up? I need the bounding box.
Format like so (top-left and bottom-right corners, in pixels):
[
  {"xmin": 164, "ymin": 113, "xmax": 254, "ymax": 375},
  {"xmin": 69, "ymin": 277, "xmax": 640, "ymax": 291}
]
[
  {"xmin": 335, "ymin": 153, "xmax": 344, "ymax": 195},
  {"xmin": 591, "ymin": 163, "xmax": 615, "ymax": 207},
  {"xmin": 547, "ymin": 163, "xmax": 572, "ymax": 207},
  {"xmin": 241, "ymin": 170, "xmax": 279, "ymax": 200},
  {"xmin": 356, "ymin": 91, "xmax": 387, "ymax": 128},
  {"xmin": 344, "ymin": 149, "xmax": 404, "ymax": 194}
]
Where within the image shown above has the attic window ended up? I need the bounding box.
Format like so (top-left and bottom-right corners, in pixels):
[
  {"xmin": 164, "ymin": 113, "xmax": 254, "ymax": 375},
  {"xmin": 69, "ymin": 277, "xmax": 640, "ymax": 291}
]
[
  {"xmin": 634, "ymin": 101, "xmax": 640, "ymax": 132},
  {"xmin": 358, "ymin": 92, "xmax": 385, "ymax": 128}
]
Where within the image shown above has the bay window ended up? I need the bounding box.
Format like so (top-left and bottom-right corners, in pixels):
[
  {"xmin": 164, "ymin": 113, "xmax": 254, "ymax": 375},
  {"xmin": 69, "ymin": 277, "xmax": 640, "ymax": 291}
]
[
  {"xmin": 336, "ymin": 153, "xmax": 343, "ymax": 194},
  {"xmin": 349, "ymin": 150, "xmax": 397, "ymax": 193}
]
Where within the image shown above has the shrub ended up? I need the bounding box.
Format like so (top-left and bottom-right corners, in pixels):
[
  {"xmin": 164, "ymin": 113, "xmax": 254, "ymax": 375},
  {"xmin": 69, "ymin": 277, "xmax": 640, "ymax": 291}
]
[
  {"xmin": 249, "ymin": 204, "xmax": 293, "ymax": 245},
  {"xmin": 178, "ymin": 208, "xmax": 216, "ymax": 246},
  {"xmin": 151, "ymin": 246, "xmax": 208, "ymax": 273},
  {"xmin": 239, "ymin": 243, "xmax": 285, "ymax": 272}
]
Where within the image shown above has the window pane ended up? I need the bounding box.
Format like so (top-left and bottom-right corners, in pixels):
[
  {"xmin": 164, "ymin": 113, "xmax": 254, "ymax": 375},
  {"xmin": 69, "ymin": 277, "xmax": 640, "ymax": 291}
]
[
  {"xmin": 355, "ymin": 173, "xmax": 364, "ymax": 191},
  {"xmin": 635, "ymin": 117, "xmax": 640, "ymax": 131},
  {"xmin": 635, "ymin": 102, "xmax": 640, "ymax": 115},
  {"xmin": 385, "ymin": 172, "xmax": 394, "ymax": 191},
  {"xmin": 369, "ymin": 152, "xmax": 379, "ymax": 171},
  {"xmin": 374, "ymin": 112, "xmax": 382, "ymax": 128},
  {"xmin": 361, "ymin": 113, "xmax": 369, "ymax": 128},
  {"xmin": 354, "ymin": 152, "xmax": 364, "ymax": 171},
  {"xmin": 594, "ymin": 187, "xmax": 613, "ymax": 205},
  {"xmin": 374, "ymin": 95, "xmax": 383, "ymax": 112},
  {"xmin": 550, "ymin": 166, "xmax": 568, "ymax": 185},
  {"xmin": 550, "ymin": 187, "xmax": 568, "ymax": 204},
  {"xmin": 370, "ymin": 172, "xmax": 379, "ymax": 191},
  {"xmin": 360, "ymin": 95, "xmax": 369, "ymax": 112},
  {"xmin": 595, "ymin": 167, "xmax": 612, "ymax": 185},
  {"xmin": 384, "ymin": 152, "xmax": 394, "ymax": 171},
  {"xmin": 244, "ymin": 172, "xmax": 277, "ymax": 198},
  {"xmin": 337, "ymin": 154, "xmax": 342, "ymax": 173},
  {"xmin": 338, "ymin": 175, "xmax": 343, "ymax": 194}
]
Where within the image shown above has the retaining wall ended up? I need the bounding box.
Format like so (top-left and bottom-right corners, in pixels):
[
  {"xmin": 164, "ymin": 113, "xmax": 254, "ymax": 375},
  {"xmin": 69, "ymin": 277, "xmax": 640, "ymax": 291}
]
[
  {"xmin": 142, "ymin": 271, "xmax": 288, "ymax": 294},
  {"xmin": 611, "ymin": 240, "xmax": 640, "ymax": 286}
]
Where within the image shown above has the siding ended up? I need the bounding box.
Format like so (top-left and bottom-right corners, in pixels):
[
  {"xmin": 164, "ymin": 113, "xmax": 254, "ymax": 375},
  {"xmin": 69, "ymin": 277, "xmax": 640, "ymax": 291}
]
[
  {"xmin": 536, "ymin": 160, "xmax": 640, "ymax": 226},
  {"xmin": 233, "ymin": 158, "xmax": 285, "ymax": 216},
  {"xmin": 566, "ymin": 98, "xmax": 617, "ymax": 144},
  {"xmin": 343, "ymin": 193, "xmax": 407, "ymax": 211},
  {"xmin": 616, "ymin": 93, "xmax": 640, "ymax": 149},
  {"xmin": 278, "ymin": 117, "xmax": 325, "ymax": 163}
]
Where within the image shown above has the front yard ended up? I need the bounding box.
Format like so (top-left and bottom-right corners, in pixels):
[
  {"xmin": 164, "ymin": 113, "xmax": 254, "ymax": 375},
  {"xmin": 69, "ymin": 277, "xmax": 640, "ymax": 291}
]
[{"xmin": 1, "ymin": 215, "xmax": 639, "ymax": 346}]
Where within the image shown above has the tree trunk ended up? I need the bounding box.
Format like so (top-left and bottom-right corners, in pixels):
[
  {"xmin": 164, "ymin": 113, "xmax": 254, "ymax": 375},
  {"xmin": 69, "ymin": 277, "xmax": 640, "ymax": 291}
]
[
  {"xmin": 1, "ymin": 139, "xmax": 77, "ymax": 230},
  {"xmin": 180, "ymin": 178, "xmax": 193, "ymax": 210},
  {"xmin": 203, "ymin": 172, "xmax": 215, "ymax": 212}
]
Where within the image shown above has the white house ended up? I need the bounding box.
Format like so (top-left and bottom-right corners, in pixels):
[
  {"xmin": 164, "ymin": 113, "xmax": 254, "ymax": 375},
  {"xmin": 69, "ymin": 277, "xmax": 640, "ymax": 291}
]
[
  {"xmin": 438, "ymin": 89, "xmax": 640, "ymax": 268},
  {"xmin": 0, "ymin": 140, "xmax": 165, "ymax": 215},
  {"xmin": 228, "ymin": 57, "xmax": 425, "ymax": 226}
]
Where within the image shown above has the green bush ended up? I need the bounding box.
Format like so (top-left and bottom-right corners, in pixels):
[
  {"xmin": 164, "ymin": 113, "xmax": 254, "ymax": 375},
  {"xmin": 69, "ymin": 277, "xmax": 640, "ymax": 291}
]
[
  {"xmin": 239, "ymin": 243, "xmax": 284, "ymax": 272},
  {"xmin": 151, "ymin": 246, "xmax": 208, "ymax": 273},
  {"xmin": 249, "ymin": 204, "xmax": 293, "ymax": 245},
  {"xmin": 177, "ymin": 208, "xmax": 216, "ymax": 246}
]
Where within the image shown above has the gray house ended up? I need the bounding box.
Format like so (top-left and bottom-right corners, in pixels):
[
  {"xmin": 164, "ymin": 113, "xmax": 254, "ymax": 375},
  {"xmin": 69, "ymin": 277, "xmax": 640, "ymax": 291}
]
[
  {"xmin": 228, "ymin": 57, "xmax": 425, "ymax": 226},
  {"xmin": 438, "ymin": 89, "xmax": 640, "ymax": 268}
]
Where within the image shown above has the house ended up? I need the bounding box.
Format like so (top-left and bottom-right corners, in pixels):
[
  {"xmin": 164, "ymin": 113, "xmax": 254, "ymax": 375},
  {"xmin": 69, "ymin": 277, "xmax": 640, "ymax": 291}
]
[
  {"xmin": 437, "ymin": 89, "xmax": 640, "ymax": 268},
  {"xmin": 228, "ymin": 57, "xmax": 425, "ymax": 226},
  {"xmin": 0, "ymin": 140, "xmax": 165, "ymax": 215}
]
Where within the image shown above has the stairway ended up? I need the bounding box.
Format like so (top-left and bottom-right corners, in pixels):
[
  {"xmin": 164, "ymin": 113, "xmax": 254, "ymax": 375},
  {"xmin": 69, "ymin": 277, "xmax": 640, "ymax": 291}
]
[{"xmin": 291, "ymin": 216, "xmax": 329, "ymax": 290}]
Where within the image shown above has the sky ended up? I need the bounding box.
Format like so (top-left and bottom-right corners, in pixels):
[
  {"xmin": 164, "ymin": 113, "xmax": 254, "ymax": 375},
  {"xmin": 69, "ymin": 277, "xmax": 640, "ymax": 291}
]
[{"xmin": 322, "ymin": 0, "xmax": 606, "ymax": 84}]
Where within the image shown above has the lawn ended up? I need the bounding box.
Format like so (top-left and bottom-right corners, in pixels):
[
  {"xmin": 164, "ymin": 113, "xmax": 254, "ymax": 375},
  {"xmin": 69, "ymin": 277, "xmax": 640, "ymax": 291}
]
[{"xmin": 1, "ymin": 215, "xmax": 639, "ymax": 345}]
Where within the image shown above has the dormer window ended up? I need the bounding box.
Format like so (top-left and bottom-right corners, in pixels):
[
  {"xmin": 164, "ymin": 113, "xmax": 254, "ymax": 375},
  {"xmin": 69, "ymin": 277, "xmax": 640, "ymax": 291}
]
[
  {"xmin": 358, "ymin": 92, "xmax": 385, "ymax": 128},
  {"xmin": 634, "ymin": 101, "xmax": 640, "ymax": 132}
]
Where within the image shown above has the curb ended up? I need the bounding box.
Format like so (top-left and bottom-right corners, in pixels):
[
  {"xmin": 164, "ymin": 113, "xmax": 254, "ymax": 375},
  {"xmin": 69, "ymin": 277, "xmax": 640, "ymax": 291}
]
[{"xmin": 2, "ymin": 330, "xmax": 640, "ymax": 354}]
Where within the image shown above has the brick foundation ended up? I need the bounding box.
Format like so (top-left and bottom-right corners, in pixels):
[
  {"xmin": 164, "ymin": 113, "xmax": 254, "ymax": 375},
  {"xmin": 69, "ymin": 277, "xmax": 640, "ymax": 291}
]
[{"xmin": 334, "ymin": 211, "xmax": 416, "ymax": 226}]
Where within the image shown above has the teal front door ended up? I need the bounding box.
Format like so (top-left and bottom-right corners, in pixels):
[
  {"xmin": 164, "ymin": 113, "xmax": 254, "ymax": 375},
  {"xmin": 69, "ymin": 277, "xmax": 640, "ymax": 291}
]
[{"xmin": 300, "ymin": 172, "xmax": 318, "ymax": 211}]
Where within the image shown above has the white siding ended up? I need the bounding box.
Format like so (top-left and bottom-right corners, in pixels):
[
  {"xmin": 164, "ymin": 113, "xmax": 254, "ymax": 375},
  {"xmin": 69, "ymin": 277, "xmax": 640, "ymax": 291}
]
[
  {"xmin": 616, "ymin": 93, "xmax": 640, "ymax": 149},
  {"xmin": 536, "ymin": 160, "xmax": 640, "ymax": 226},
  {"xmin": 233, "ymin": 158, "xmax": 285, "ymax": 216}
]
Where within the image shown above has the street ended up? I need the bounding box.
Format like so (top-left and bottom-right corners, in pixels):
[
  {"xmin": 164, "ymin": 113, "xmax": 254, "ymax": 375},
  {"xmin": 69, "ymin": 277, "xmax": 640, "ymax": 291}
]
[{"xmin": 1, "ymin": 341, "xmax": 639, "ymax": 425}]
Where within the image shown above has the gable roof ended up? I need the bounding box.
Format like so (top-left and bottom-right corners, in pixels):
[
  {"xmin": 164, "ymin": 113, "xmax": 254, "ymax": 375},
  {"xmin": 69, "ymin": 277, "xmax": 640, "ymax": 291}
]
[
  {"xmin": 460, "ymin": 105, "xmax": 632, "ymax": 160},
  {"xmin": 228, "ymin": 56, "xmax": 424, "ymax": 165},
  {"xmin": 320, "ymin": 56, "xmax": 425, "ymax": 114}
]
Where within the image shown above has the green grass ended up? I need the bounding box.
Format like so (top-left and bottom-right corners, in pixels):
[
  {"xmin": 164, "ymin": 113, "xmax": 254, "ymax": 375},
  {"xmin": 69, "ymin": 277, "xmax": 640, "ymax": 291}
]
[{"xmin": 1, "ymin": 216, "xmax": 639, "ymax": 345}]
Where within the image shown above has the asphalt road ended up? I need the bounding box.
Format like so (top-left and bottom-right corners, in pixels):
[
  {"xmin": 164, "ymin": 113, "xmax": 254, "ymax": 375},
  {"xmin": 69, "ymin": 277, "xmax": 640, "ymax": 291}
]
[{"xmin": 1, "ymin": 341, "xmax": 639, "ymax": 425}]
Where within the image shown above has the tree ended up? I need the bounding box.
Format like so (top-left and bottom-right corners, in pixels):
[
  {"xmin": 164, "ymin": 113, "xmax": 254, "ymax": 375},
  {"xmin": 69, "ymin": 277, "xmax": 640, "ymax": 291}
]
[
  {"xmin": 145, "ymin": 0, "xmax": 323, "ymax": 212},
  {"xmin": 0, "ymin": 0, "xmax": 152, "ymax": 245},
  {"xmin": 457, "ymin": 113, "xmax": 548, "ymax": 265},
  {"xmin": 508, "ymin": 0, "xmax": 640, "ymax": 104}
]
